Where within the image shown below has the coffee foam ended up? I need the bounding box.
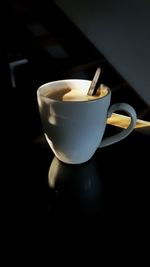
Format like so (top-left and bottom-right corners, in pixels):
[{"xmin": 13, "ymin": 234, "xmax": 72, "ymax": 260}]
[
  {"xmin": 43, "ymin": 84, "xmax": 108, "ymax": 102},
  {"xmin": 63, "ymin": 85, "xmax": 108, "ymax": 101}
]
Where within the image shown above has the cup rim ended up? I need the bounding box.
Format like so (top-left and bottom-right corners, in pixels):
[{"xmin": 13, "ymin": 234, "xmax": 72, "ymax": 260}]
[{"xmin": 37, "ymin": 79, "xmax": 111, "ymax": 103}]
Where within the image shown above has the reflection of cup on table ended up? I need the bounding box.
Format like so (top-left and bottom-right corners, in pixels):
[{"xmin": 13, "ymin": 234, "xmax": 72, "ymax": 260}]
[
  {"xmin": 48, "ymin": 156, "xmax": 102, "ymax": 216},
  {"xmin": 37, "ymin": 79, "xmax": 137, "ymax": 164}
]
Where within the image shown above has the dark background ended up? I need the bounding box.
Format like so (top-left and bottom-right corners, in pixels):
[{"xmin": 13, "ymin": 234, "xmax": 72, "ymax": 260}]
[{"xmin": 1, "ymin": 1, "xmax": 149, "ymax": 264}]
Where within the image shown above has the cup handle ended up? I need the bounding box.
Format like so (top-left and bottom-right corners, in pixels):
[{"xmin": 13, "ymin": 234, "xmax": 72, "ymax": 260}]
[{"xmin": 99, "ymin": 103, "xmax": 137, "ymax": 148}]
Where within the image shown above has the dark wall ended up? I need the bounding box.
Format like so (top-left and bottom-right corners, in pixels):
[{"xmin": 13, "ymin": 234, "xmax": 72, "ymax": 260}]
[{"xmin": 54, "ymin": 0, "xmax": 150, "ymax": 105}]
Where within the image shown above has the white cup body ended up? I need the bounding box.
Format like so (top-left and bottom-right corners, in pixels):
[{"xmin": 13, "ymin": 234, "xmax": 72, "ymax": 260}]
[{"xmin": 37, "ymin": 79, "xmax": 111, "ymax": 164}]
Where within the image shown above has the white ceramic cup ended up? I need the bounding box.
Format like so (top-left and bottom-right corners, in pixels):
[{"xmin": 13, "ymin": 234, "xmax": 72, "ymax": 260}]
[{"xmin": 37, "ymin": 79, "xmax": 137, "ymax": 164}]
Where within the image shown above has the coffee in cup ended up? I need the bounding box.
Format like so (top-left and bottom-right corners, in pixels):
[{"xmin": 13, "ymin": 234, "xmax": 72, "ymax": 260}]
[{"xmin": 42, "ymin": 84, "xmax": 108, "ymax": 102}]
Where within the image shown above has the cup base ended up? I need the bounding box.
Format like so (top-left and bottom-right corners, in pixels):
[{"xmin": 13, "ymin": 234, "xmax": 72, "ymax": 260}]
[{"xmin": 55, "ymin": 154, "xmax": 94, "ymax": 165}]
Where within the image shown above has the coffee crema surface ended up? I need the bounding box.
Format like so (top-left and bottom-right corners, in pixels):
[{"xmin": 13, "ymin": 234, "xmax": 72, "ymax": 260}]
[{"xmin": 44, "ymin": 85, "xmax": 108, "ymax": 102}]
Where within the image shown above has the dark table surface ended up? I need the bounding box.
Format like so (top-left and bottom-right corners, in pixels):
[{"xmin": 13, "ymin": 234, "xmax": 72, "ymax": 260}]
[
  {"xmin": 7, "ymin": 101, "xmax": 150, "ymax": 262},
  {"xmin": 3, "ymin": 1, "xmax": 150, "ymax": 263}
]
